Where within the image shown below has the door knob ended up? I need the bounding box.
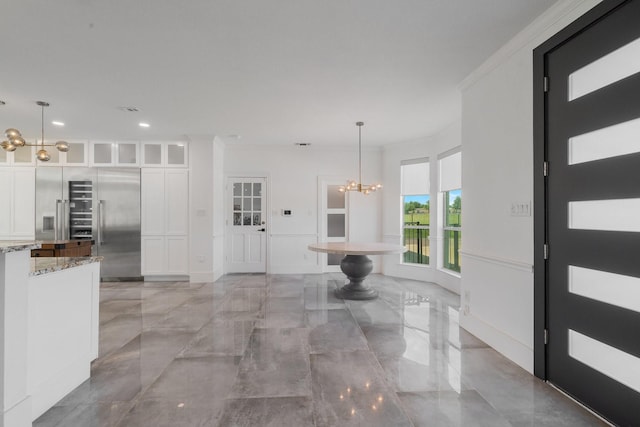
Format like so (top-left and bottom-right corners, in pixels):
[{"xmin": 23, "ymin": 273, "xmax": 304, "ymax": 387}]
[{"xmin": 258, "ymin": 228, "xmax": 266, "ymax": 232}]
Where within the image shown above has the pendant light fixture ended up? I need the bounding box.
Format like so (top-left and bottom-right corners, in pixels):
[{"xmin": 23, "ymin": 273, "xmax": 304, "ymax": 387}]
[
  {"xmin": 339, "ymin": 121, "xmax": 382, "ymax": 195},
  {"xmin": 2, "ymin": 101, "xmax": 70, "ymax": 161}
]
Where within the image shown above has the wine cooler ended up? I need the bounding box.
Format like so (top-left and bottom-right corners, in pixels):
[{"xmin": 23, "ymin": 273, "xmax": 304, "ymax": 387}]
[{"xmin": 69, "ymin": 180, "xmax": 93, "ymax": 239}]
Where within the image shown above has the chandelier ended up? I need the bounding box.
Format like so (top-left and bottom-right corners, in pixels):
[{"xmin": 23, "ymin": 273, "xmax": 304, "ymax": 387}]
[
  {"xmin": 2, "ymin": 101, "xmax": 69, "ymax": 161},
  {"xmin": 339, "ymin": 121, "xmax": 382, "ymax": 195}
]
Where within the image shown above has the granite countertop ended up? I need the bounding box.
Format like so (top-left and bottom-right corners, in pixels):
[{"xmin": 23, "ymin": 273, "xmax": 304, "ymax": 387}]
[
  {"xmin": 0, "ymin": 240, "xmax": 42, "ymax": 254},
  {"xmin": 30, "ymin": 256, "xmax": 103, "ymax": 276}
]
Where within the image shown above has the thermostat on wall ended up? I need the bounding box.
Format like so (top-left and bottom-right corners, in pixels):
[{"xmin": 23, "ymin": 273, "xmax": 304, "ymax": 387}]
[{"xmin": 282, "ymin": 209, "xmax": 293, "ymax": 216}]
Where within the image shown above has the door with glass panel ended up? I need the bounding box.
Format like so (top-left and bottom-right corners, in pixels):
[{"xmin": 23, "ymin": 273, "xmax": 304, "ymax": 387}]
[
  {"xmin": 543, "ymin": 1, "xmax": 640, "ymax": 424},
  {"xmin": 321, "ymin": 182, "xmax": 348, "ymax": 271},
  {"xmin": 226, "ymin": 177, "xmax": 267, "ymax": 273}
]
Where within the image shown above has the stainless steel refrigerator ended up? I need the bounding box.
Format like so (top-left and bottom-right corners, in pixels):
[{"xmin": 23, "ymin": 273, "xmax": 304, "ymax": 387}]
[{"xmin": 35, "ymin": 167, "xmax": 142, "ymax": 281}]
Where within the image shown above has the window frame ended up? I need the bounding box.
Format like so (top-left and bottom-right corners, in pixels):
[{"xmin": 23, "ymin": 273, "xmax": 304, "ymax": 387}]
[
  {"xmin": 400, "ymin": 158, "xmax": 430, "ymax": 266},
  {"xmin": 442, "ymin": 188, "xmax": 462, "ymax": 273}
]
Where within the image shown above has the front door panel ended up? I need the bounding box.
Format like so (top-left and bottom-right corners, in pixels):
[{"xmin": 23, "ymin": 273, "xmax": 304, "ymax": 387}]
[{"xmin": 545, "ymin": 1, "xmax": 640, "ymax": 424}]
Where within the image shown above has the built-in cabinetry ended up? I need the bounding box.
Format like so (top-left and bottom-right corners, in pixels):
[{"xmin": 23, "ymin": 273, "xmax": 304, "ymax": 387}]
[
  {"xmin": 1, "ymin": 141, "xmax": 189, "ymax": 169},
  {"xmin": 24, "ymin": 141, "xmax": 89, "ymax": 166},
  {"xmin": 0, "ymin": 167, "xmax": 35, "ymax": 239},
  {"xmin": 141, "ymin": 168, "xmax": 189, "ymax": 276},
  {"xmin": 0, "ymin": 145, "xmax": 36, "ymax": 166},
  {"xmin": 90, "ymin": 141, "xmax": 140, "ymax": 167},
  {"xmin": 141, "ymin": 142, "xmax": 189, "ymax": 167}
]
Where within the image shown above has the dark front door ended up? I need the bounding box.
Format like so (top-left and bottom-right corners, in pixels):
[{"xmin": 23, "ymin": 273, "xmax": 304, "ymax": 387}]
[{"xmin": 542, "ymin": 1, "xmax": 640, "ymax": 425}]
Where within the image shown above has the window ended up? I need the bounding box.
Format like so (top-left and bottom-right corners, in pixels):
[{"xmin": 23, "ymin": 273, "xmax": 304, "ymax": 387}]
[
  {"xmin": 401, "ymin": 159, "xmax": 430, "ymax": 265},
  {"xmin": 439, "ymin": 150, "xmax": 461, "ymax": 273},
  {"xmin": 443, "ymin": 189, "xmax": 461, "ymax": 272}
]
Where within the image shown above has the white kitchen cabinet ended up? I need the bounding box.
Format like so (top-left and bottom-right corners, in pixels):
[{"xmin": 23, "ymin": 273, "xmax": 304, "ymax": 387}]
[
  {"xmin": 141, "ymin": 236, "xmax": 165, "ymax": 275},
  {"xmin": 0, "ymin": 167, "xmax": 35, "ymax": 239},
  {"xmin": 90, "ymin": 141, "xmax": 140, "ymax": 167},
  {"xmin": 141, "ymin": 142, "xmax": 188, "ymax": 167},
  {"xmin": 141, "ymin": 236, "xmax": 189, "ymax": 276},
  {"xmin": 36, "ymin": 141, "xmax": 90, "ymax": 167},
  {"xmin": 141, "ymin": 168, "xmax": 189, "ymax": 276},
  {"xmin": 0, "ymin": 146, "xmax": 36, "ymax": 166},
  {"xmin": 65, "ymin": 141, "xmax": 89, "ymax": 165},
  {"xmin": 141, "ymin": 169, "xmax": 165, "ymax": 235}
]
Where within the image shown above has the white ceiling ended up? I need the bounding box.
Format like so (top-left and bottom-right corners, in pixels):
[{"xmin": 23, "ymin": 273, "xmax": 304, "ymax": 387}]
[{"xmin": 1, "ymin": 0, "xmax": 557, "ymax": 147}]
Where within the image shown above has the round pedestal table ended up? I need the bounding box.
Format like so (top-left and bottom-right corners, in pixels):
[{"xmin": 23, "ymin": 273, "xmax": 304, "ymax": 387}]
[{"xmin": 308, "ymin": 242, "xmax": 407, "ymax": 300}]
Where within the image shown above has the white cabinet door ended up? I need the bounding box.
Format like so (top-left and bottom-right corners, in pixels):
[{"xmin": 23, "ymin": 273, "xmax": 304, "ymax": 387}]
[
  {"xmin": 141, "ymin": 236, "xmax": 165, "ymax": 275},
  {"xmin": 65, "ymin": 141, "xmax": 89, "ymax": 166},
  {"xmin": 0, "ymin": 168, "xmax": 35, "ymax": 239},
  {"xmin": 141, "ymin": 169, "xmax": 165, "ymax": 235},
  {"xmin": 165, "ymin": 169, "xmax": 188, "ymax": 235},
  {"xmin": 0, "ymin": 169, "xmax": 11, "ymax": 237},
  {"xmin": 115, "ymin": 142, "xmax": 140, "ymax": 166},
  {"xmin": 166, "ymin": 236, "xmax": 189, "ymax": 274},
  {"xmin": 12, "ymin": 168, "xmax": 35, "ymax": 238},
  {"xmin": 166, "ymin": 142, "xmax": 188, "ymax": 167},
  {"xmin": 141, "ymin": 143, "xmax": 163, "ymax": 167},
  {"xmin": 141, "ymin": 142, "xmax": 188, "ymax": 167},
  {"xmin": 89, "ymin": 142, "xmax": 115, "ymax": 166},
  {"xmin": 0, "ymin": 147, "xmax": 36, "ymax": 166},
  {"xmin": 141, "ymin": 168, "xmax": 189, "ymax": 276}
]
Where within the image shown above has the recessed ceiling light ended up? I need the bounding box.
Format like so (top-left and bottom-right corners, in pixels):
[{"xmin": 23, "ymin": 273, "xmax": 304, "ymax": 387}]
[
  {"xmin": 52, "ymin": 121, "xmax": 65, "ymax": 126},
  {"xmin": 139, "ymin": 122, "xmax": 150, "ymax": 128}
]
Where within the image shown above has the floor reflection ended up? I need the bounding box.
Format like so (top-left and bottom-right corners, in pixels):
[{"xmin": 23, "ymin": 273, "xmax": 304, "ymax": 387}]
[{"xmin": 34, "ymin": 273, "xmax": 606, "ymax": 427}]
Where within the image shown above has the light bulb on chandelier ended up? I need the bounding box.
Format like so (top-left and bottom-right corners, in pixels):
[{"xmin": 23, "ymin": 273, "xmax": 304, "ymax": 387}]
[{"xmin": 339, "ymin": 121, "xmax": 382, "ymax": 195}]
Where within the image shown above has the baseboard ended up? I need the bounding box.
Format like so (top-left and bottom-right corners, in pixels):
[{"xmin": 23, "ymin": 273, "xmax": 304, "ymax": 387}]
[
  {"xmin": 30, "ymin": 356, "xmax": 90, "ymax": 420},
  {"xmin": 2, "ymin": 395, "xmax": 31, "ymax": 427},
  {"xmin": 269, "ymin": 265, "xmax": 322, "ymax": 275},
  {"xmin": 212, "ymin": 268, "xmax": 224, "ymax": 282},
  {"xmin": 189, "ymin": 272, "xmax": 215, "ymax": 283},
  {"xmin": 461, "ymin": 311, "xmax": 534, "ymax": 374},
  {"xmin": 143, "ymin": 275, "xmax": 190, "ymax": 282}
]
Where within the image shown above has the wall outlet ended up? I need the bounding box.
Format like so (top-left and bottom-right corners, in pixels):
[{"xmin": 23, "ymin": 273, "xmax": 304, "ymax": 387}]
[{"xmin": 510, "ymin": 201, "xmax": 531, "ymax": 217}]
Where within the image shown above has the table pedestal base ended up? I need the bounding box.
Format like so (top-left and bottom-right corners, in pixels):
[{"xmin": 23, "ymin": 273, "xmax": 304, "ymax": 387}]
[{"xmin": 335, "ymin": 255, "xmax": 378, "ymax": 300}]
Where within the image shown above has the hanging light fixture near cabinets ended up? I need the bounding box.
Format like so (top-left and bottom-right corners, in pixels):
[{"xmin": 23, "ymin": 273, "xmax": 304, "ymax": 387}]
[
  {"xmin": 339, "ymin": 121, "xmax": 382, "ymax": 195},
  {"xmin": 2, "ymin": 101, "xmax": 70, "ymax": 161}
]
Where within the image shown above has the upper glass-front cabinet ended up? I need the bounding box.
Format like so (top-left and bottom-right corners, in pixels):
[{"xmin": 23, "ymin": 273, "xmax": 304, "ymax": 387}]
[
  {"xmin": 0, "ymin": 145, "xmax": 36, "ymax": 166},
  {"xmin": 141, "ymin": 142, "xmax": 188, "ymax": 167},
  {"xmin": 35, "ymin": 141, "xmax": 89, "ymax": 167},
  {"xmin": 65, "ymin": 142, "xmax": 88, "ymax": 165},
  {"xmin": 90, "ymin": 141, "xmax": 140, "ymax": 166},
  {"xmin": 3, "ymin": 140, "xmax": 186, "ymax": 168}
]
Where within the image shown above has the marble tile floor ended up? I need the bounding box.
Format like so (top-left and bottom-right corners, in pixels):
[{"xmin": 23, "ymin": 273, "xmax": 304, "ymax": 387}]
[{"xmin": 35, "ymin": 274, "xmax": 607, "ymax": 427}]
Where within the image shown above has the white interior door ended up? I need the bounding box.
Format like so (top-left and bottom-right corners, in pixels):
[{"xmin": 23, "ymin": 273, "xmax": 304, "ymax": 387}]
[
  {"xmin": 226, "ymin": 177, "xmax": 267, "ymax": 273},
  {"xmin": 320, "ymin": 180, "xmax": 348, "ymax": 272}
]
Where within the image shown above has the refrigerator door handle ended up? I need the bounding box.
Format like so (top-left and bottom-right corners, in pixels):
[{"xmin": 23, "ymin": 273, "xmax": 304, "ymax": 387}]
[
  {"xmin": 55, "ymin": 199, "xmax": 62, "ymax": 241},
  {"xmin": 97, "ymin": 200, "xmax": 105, "ymax": 246},
  {"xmin": 63, "ymin": 200, "xmax": 70, "ymax": 240}
]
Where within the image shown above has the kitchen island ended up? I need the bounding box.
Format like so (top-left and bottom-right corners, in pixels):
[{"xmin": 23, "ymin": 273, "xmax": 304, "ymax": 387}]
[{"xmin": 0, "ymin": 241, "xmax": 101, "ymax": 426}]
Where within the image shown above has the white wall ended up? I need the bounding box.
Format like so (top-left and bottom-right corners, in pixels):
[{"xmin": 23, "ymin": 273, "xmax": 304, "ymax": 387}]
[
  {"xmin": 381, "ymin": 120, "xmax": 462, "ymax": 294},
  {"xmin": 188, "ymin": 137, "xmax": 215, "ymax": 282},
  {"xmin": 212, "ymin": 137, "xmax": 225, "ymax": 281},
  {"xmin": 459, "ymin": 0, "xmax": 602, "ymax": 372},
  {"xmin": 224, "ymin": 144, "xmax": 382, "ymax": 274}
]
